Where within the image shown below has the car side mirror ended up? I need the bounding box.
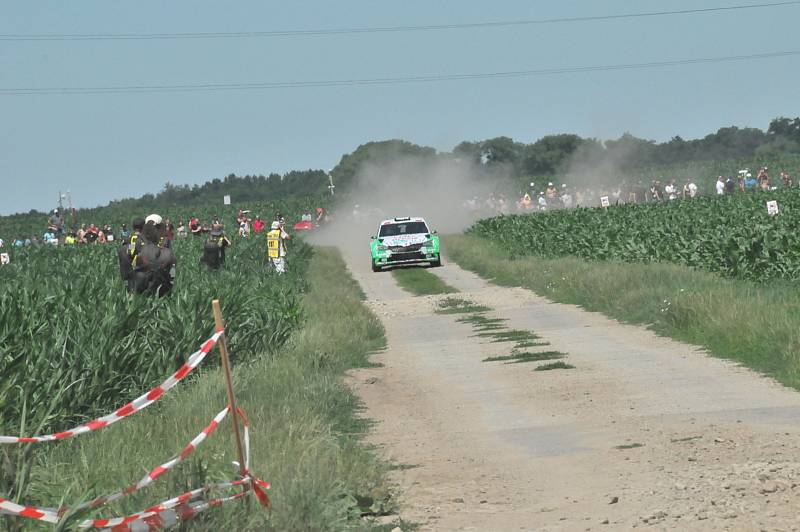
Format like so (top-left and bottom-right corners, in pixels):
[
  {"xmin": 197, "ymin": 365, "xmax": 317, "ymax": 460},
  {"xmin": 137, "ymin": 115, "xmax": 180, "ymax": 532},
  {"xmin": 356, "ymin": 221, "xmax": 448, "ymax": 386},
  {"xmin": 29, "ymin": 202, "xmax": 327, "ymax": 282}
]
[
  {"xmin": 433, "ymin": 230, "xmax": 438, "ymax": 235},
  {"xmin": 370, "ymin": 236, "xmax": 376, "ymax": 240}
]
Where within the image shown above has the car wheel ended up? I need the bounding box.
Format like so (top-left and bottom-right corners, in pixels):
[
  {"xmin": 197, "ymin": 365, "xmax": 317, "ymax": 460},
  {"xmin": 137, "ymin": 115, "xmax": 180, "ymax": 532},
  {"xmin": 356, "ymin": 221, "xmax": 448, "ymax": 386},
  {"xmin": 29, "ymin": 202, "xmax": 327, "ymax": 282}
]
[
  {"xmin": 371, "ymin": 261, "xmax": 381, "ymax": 272},
  {"xmin": 430, "ymin": 257, "xmax": 442, "ymax": 267}
]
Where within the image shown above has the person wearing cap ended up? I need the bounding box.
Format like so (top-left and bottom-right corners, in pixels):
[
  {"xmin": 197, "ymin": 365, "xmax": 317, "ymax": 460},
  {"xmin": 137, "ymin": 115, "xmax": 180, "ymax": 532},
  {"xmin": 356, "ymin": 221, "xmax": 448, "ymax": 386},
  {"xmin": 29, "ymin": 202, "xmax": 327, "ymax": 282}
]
[
  {"xmin": 200, "ymin": 223, "xmax": 232, "ymax": 270},
  {"xmin": 266, "ymin": 220, "xmax": 290, "ymax": 274},
  {"xmin": 118, "ymin": 217, "xmax": 146, "ymax": 291},
  {"xmin": 130, "ymin": 215, "xmax": 177, "ymax": 297},
  {"xmin": 144, "ymin": 214, "xmax": 173, "ymax": 249}
]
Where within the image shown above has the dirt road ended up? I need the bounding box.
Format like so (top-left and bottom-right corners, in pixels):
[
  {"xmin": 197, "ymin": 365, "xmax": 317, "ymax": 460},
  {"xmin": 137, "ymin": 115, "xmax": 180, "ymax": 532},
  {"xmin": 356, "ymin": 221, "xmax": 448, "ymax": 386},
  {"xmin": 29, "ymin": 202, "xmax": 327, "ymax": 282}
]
[{"xmin": 345, "ymin": 254, "xmax": 800, "ymax": 531}]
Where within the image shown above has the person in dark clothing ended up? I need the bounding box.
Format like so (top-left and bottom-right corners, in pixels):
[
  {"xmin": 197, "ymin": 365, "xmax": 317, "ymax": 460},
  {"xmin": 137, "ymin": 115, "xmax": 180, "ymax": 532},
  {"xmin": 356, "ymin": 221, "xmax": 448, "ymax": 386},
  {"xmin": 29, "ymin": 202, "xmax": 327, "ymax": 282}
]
[
  {"xmin": 130, "ymin": 214, "xmax": 177, "ymax": 297},
  {"xmin": 118, "ymin": 218, "xmax": 145, "ymax": 291},
  {"xmin": 200, "ymin": 223, "xmax": 232, "ymax": 270}
]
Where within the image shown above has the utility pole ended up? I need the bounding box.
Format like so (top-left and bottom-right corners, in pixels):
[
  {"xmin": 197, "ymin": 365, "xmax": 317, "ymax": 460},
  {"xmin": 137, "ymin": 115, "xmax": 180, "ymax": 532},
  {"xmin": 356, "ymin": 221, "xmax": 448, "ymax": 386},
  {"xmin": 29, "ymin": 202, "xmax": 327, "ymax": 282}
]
[{"xmin": 328, "ymin": 170, "xmax": 335, "ymax": 195}]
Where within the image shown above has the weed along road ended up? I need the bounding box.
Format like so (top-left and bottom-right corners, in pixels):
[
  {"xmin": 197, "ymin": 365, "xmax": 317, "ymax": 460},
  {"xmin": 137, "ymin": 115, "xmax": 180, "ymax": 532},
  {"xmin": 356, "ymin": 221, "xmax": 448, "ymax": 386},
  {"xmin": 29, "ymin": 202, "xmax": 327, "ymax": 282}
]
[{"xmin": 342, "ymin": 250, "xmax": 800, "ymax": 531}]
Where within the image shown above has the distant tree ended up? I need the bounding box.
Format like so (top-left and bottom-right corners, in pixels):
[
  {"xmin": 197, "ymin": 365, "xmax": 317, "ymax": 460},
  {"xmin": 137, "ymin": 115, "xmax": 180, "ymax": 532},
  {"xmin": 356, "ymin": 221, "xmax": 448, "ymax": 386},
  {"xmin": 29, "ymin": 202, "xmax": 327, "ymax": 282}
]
[{"xmin": 330, "ymin": 140, "xmax": 437, "ymax": 192}]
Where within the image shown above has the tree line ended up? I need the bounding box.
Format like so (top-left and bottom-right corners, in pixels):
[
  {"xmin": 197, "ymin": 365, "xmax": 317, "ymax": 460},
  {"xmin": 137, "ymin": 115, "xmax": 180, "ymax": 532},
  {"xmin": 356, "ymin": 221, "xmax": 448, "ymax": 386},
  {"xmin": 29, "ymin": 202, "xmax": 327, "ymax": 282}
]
[{"xmin": 11, "ymin": 116, "xmax": 800, "ymax": 218}]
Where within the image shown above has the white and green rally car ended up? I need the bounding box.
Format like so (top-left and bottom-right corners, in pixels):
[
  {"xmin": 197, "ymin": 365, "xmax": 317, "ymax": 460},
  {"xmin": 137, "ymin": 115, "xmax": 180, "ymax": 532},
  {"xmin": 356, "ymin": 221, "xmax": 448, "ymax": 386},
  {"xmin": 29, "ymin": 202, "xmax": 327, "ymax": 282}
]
[{"xmin": 370, "ymin": 217, "xmax": 441, "ymax": 272}]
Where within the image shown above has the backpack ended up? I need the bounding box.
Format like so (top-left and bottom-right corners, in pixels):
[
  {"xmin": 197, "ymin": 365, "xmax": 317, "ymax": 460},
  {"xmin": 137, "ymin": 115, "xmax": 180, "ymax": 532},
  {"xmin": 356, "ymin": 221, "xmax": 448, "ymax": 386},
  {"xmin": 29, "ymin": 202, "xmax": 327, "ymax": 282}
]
[
  {"xmin": 133, "ymin": 244, "xmax": 174, "ymax": 297},
  {"xmin": 201, "ymin": 237, "xmax": 223, "ymax": 269}
]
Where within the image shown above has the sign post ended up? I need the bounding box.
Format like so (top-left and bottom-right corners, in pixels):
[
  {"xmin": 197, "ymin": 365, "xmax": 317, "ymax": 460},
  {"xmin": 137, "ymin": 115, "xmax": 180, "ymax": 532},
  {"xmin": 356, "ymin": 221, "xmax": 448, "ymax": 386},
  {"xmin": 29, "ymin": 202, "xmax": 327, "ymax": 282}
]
[
  {"xmin": 766, "ymin": 200, "xmax": 779, "ymax": 216},
  {"xmin": 224, "ymin": 195, "xmax": 231, "ymax": 205}
]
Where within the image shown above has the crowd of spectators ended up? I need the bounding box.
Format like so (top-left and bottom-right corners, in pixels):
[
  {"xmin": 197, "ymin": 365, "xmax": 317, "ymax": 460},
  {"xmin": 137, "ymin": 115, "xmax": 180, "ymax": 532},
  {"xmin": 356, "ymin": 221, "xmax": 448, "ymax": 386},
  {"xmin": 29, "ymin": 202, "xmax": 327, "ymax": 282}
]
[{"xmin": 464, "ymin": 167, "xmax": 794, "ymax": 216}]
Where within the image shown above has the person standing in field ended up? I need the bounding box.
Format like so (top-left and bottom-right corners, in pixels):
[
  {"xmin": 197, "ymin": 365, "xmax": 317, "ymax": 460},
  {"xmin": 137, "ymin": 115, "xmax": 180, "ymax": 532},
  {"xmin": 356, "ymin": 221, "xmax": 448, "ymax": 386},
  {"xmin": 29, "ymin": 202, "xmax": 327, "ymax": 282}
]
[
  {"xmin": 715, "ymin": 176, "xmax": 725, "ymax": 195},
  {"xmin": 253, "ymin": 215, "xmax": 265, "ymax": 233},
  {"xmin": 266, "ymin": 221, "xmax": 290, "ymax": 274},
  {"xmin": 201, "ymin": 223, "xmax": 232, "ymax": 270},
  {"xmin": 118, "ymin": 218, "xmax": 145, "ymax": 291},
  {"xmin": 758, "ymin": 167, "xmax": 770, "ymax": 190},
  {"xmin": 131, "ymin": 214, "xmax": 177, "ymax": 297}
]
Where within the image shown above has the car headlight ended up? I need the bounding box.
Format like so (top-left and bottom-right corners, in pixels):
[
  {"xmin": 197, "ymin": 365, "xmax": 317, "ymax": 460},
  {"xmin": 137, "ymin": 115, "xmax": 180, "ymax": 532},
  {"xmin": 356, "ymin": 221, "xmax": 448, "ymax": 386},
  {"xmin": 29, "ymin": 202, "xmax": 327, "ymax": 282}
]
[
  {"xmin": 377, "ymin": 245, "xmax": 388, "ymax": 251},
  {"xmin": 424, "ymin": 240, "xmax": 435, "ymax": 247}
]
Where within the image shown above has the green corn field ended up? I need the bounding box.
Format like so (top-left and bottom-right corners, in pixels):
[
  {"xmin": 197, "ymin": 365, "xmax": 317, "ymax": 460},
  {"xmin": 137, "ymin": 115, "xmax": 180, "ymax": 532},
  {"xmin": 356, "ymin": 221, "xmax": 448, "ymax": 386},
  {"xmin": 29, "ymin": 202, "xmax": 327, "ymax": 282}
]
[
  {"xmin": 0, "ymin": 204, "xmax": 311, "ymax": 440},
  {"xmin": 470, "ymin": 188, "xmax": 800, "ymax": 281}
]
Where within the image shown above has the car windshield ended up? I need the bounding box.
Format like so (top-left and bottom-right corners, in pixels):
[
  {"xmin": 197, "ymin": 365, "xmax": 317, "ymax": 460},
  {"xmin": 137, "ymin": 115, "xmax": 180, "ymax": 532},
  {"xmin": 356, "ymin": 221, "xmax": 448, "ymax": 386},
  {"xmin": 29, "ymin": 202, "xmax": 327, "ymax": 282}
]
[{"xmin": 379, "ymin": 221, "xmax": 429, "ymax": 237}]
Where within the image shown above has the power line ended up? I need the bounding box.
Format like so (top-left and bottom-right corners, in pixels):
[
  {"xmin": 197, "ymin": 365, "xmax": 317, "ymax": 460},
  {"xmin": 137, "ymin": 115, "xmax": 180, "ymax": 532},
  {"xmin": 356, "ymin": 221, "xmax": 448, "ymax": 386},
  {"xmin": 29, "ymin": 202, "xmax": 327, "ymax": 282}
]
[
  {"xmin": 1, "ymin": 1, "xmax": 798, "ymax": 41},
  {"xmin": 0, "ymin": 50, "xmax": 797, "ymax": 95}
]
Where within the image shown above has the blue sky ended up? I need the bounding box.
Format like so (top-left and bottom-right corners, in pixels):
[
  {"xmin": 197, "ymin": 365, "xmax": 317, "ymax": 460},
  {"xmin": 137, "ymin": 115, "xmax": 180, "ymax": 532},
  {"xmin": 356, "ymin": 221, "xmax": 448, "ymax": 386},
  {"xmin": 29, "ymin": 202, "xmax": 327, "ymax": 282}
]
[{"xmin": 1, "ymin": 0, "xmax": 798, "ymax": 214}]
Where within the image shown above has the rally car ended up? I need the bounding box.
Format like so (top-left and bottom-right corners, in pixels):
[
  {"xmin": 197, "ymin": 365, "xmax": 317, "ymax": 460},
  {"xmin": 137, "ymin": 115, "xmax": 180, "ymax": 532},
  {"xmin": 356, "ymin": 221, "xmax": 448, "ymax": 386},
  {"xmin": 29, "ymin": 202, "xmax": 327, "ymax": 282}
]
[{"xmin": 370, "ymin": 217, "xmax": 441, "ymax": 272}]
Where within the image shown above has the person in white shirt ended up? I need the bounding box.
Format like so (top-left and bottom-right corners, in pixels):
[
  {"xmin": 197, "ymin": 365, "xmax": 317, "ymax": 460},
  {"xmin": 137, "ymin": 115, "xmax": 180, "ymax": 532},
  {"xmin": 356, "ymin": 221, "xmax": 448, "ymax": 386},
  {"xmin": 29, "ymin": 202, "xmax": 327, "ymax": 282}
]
[
  {"xmin": 687, "ymin": 180, "xmax": 698, "ymax": 198},
  {"xmin": 715, "ymin": 176, "xmax": 725, "ymax": 195},
  {"xmin": 664, "ymin": 180, "xmax": 678, "ymax": 200}
]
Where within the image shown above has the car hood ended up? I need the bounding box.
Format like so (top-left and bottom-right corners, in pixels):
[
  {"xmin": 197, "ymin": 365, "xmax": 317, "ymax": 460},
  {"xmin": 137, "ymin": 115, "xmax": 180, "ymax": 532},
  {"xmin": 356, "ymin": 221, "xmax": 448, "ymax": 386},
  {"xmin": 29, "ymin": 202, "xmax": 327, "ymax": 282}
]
[{"xmin": 380, "ymin": 234, "xmax": 428, "ymax": 246}]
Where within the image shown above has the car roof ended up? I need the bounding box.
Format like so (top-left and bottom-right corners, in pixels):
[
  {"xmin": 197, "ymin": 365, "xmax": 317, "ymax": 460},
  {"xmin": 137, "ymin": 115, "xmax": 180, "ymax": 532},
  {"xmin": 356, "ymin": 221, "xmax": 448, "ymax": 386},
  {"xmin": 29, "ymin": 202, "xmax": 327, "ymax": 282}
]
[{"xmin": 379, "ymin": 217, "xmax": 426, "ymax": 225}]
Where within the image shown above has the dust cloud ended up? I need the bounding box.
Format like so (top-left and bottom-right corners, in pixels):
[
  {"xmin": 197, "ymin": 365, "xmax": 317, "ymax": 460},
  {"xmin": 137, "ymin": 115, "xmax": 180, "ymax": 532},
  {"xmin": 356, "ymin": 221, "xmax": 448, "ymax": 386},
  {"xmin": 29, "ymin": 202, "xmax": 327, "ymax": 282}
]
[{"xmin": 308, "ymin": 152, "xmax": 500, "ymax": 255}]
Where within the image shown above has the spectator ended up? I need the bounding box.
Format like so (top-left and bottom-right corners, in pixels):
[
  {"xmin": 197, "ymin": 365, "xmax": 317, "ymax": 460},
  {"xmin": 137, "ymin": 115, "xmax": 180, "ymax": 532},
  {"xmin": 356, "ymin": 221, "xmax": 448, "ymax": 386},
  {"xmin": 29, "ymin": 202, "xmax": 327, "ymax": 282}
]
[
  {"xmin": 201, "ymin": 223, "xmax": 232, "ymax": 270},
  {"xmin": 715, "ymin": 176, "xmax": 725, "ymax": 195},
  {"xmin": 266, "ymin": 220, "xmax": 290, "ymax": 274},
  {"xmin": 253, "ymin": 215, "xmax": 265, "ymax": 233},
  {"xmin": 725, "ymin": 176, "xmax": 735, "ymax": 194},
  {"xmin": 131, "ymin": 215, "xmax": 176, "ymax": 297},
  {"xmin": 758, "ymin": 167, "xmax": 770, "ymax": 190},
  {"xmin": 665, "ymin": 180, "xmax": 678, "ymax": 200},
  {"xmin": 686, "ymin": 179, "xmax": 698, "ymax": 198},
  {"xmin": 84, "ymin": 224, "xmax": 100, "ymax": 243},
  {"xmin": 537, "ymin": 192, "xmax": 547, "ymax": 211},
  {"xmin": 176, "ymin": 220, "xmax": 187, "ymax": 238}
]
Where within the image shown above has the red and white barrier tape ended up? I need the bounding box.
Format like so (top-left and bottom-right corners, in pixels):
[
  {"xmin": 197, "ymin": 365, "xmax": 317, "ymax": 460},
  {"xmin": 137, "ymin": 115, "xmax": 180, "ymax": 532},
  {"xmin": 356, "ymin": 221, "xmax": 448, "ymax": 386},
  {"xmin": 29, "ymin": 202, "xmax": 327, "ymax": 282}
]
[
  {"xmin": 0, "ymin": 406, "xmax": 231, "ymax": 524},
  {"xmin": 78, "ymin": 478, "xmax": 250, "ymax": 529},
  {"xmin": 236, "ymin": 407, "xmax": 271, "ymax": 509},
  {"xmin": 77, "ymin": 407, "xmax": 230, "ymax": 511},
  {"xmin": 0, "ymin": 330, "xmax": 223, "ymax": 444},
  {"xmin": 0, "ymin": 497, "xmax": 58, "ymax": 524},
  {"xmin": 104, "ymin": 490, "xmax": 250, "ymax": 532}
]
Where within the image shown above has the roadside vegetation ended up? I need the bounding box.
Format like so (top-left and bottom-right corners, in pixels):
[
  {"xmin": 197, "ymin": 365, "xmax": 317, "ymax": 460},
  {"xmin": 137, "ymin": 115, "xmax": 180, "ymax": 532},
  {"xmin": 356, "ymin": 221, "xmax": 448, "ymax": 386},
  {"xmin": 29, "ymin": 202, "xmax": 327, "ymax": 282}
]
[
  {"xmin": 391, "ymin": 267, "xmax": 457, "ymax": 296},
  {"xmin": 9, "ymin": 247, "xmax": 398, "ymax": 530},
  {"xmin": 470, "ymin": 188, "xmax": 800, "ymax": 282},
  {"xmin": 435, "ymin": 297, "xmax": 572, "ymax": 371},
  {"xmin": 445, "ymin": 234, "xmax": 800, "ymax": 390}
]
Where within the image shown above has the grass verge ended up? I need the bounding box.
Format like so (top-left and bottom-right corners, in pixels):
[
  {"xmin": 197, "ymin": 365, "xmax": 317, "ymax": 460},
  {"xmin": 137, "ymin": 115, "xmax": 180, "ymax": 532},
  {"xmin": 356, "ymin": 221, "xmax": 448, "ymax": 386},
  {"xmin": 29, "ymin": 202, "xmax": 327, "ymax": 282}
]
[
  {"xmin": 483, "ymin": 351, "xmax": 565, "ymax": 364},
  {"xmin": 435, "ymin": 297, "xmax": 490, "ymax": 315},
  {"xmin": 391, "ymin": 267, "xmax": 457, "ymax": 296},
  {"xmin": 28, "ymin": 247, "xmax": 399, "ymax": 531},
  {"xmin": 444, "ymin": 234, "xmax": 800, "ymax": 390},
  {"xmin": 535, "ymin": 361, "xmax": 576, "ymax": 371}
]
